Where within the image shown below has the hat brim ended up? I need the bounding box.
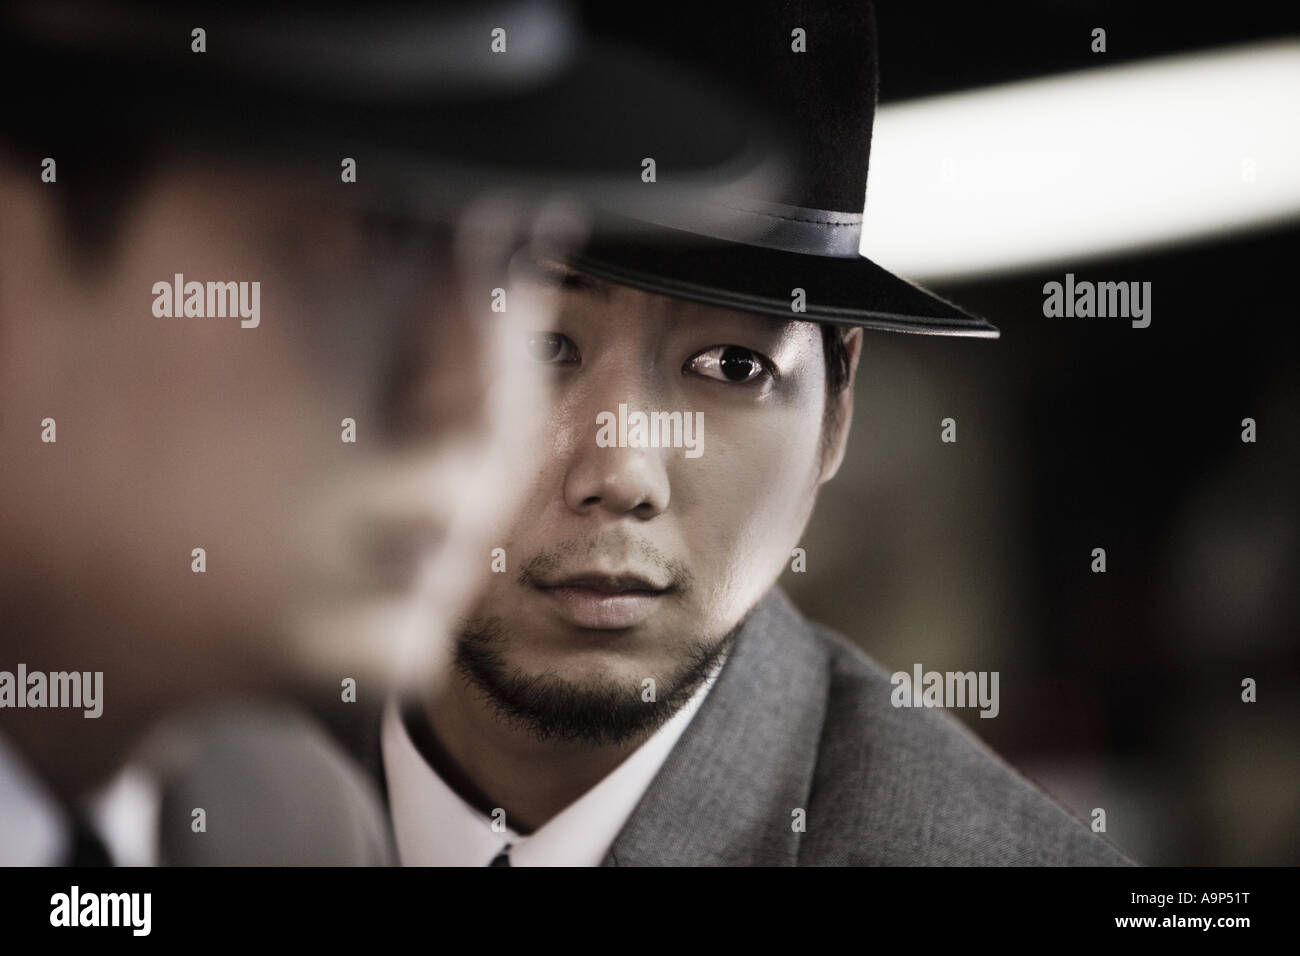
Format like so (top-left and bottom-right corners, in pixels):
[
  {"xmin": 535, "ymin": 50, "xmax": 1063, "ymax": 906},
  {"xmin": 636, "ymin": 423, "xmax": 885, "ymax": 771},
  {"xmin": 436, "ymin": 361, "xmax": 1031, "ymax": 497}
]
[{"xmin": 566, "ymin": 223, "xmax": 1000, "ymax": 338}]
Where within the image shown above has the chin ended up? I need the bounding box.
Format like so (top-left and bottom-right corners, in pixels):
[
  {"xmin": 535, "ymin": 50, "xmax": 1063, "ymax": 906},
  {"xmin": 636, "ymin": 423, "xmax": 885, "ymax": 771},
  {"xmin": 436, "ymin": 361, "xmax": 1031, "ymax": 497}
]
[{"xmin": 510, "ymin": 634, "xmax": 669, "ymax": 683}]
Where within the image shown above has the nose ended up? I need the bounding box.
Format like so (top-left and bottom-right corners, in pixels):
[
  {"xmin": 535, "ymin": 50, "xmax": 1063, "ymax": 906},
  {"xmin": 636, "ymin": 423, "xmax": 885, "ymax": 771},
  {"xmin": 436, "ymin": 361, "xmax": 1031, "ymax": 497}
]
[{"xmin": 563, "ymin": 407, "xmax": 671, "ymax": 519}]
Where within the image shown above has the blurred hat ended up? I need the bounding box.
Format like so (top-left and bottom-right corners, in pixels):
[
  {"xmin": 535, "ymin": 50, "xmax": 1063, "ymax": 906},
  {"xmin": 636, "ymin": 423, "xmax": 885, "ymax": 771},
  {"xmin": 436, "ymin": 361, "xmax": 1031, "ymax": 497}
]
[
  {"xmin": 567, "ymin": 0, "xmax": 1000, "ymax": 338},
  {"xmin": 1, "ymin": 0, "xmax": 787, "ymax": 222}
]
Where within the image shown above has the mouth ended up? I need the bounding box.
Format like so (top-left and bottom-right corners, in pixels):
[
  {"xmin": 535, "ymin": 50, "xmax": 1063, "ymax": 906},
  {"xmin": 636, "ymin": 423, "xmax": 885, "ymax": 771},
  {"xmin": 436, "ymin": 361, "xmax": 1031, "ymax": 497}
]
[{"xmin": 534, "ymin": 572, "xmax": 673, "ymax": 630}]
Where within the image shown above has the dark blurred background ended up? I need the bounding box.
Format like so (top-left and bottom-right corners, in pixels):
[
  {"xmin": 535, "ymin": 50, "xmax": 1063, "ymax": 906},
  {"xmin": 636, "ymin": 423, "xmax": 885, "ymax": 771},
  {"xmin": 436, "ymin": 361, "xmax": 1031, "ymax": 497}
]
[{"xmin": 779, "ymin": 2, "xmax": 1300, "ymax": 865}]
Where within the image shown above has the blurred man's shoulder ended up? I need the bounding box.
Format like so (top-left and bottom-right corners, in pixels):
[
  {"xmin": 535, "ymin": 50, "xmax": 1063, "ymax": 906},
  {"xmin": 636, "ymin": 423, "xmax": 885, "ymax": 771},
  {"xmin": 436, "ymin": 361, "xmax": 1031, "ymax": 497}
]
[{"xmin": 786, "ymin": 607, "xmax": 1135, "ymax": 866}]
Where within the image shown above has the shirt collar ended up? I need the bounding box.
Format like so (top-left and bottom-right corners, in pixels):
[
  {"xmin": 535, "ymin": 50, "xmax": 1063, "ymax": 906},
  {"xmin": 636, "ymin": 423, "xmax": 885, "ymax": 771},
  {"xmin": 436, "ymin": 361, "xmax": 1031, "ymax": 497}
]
[
  {"xmin": 0, "ymin": 731, "xmax": 68, "ymax": 866},
  {"xmin": 85, "ymin": 765, "xmax": 160, "ymax": 868},
  {"xmin": 382, "ymin": 653, "xmax": 727, "ymax": 866},
  {"xmin": 0, "ymin": 730, "xmax": 159, "ymax": 867}
]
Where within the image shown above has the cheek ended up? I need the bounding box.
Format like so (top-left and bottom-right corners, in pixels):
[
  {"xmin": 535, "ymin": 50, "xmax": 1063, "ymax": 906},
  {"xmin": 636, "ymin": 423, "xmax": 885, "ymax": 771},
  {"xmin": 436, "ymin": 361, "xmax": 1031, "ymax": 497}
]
[
  {"xmin": 30, "ymin": 237, "xmax": 345, "ymax": 631},
  {"xmin": 675, "ymin": 399, "xmax": 824, "ymax": 604}
]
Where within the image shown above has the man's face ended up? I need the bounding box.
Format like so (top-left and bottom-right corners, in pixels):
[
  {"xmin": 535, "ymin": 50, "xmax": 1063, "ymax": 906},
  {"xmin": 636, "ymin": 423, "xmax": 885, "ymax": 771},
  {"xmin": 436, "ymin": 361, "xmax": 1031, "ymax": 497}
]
[
  {"xmin": 456, "ymin": 268, "xmax": 856, "ymax": 743},
  {"xmin": 0, "ymin": 153, "xmax": 554, "ymax": 719}
]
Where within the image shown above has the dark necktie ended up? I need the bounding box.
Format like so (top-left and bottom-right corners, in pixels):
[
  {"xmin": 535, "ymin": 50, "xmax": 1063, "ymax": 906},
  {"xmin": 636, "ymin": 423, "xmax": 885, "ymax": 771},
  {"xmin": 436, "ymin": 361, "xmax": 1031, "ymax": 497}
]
[
  {"xmin": 62, "ymin": 814, "xmax": 113, "ymax": 867},
  {"xmin": 488, "ymin": 843, "xmax": 512, "ymax": 867}
]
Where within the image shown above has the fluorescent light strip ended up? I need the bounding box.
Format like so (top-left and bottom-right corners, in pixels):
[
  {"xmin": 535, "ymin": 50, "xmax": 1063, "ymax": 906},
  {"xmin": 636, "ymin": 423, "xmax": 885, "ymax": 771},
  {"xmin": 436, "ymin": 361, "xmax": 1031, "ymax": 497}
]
[{"xmin": 860, "ymin": 40, "xmax": 1300, "ymax": 281}]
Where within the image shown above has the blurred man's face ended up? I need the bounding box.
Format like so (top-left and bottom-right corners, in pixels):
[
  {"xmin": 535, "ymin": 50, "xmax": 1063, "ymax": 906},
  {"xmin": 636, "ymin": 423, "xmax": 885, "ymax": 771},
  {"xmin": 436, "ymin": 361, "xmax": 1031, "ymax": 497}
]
[
  {"xmin": 0, "ymin": 153, "xmax": 552, "ymax": 721},
  {"xmin": 455, "ymin": 268, "xmax": 858, "ymax": 744}
]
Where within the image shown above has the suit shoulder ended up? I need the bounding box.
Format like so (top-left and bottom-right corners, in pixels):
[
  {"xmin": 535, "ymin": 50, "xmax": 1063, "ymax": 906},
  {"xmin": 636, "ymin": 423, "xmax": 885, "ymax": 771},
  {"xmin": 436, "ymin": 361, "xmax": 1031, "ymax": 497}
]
[{"xmin": 798, "ymin": 621, "xmax": 1135, "ymax": 866}]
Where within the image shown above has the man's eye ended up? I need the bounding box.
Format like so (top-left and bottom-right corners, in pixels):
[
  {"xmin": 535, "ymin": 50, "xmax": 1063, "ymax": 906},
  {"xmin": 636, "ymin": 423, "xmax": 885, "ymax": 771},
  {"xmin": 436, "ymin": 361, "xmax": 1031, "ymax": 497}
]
[
  {"xmin": 686, "ymin": 345, "xmax": 771, "ymax": 384},
  {"xmin": 526, "ymin": 332, "xmax": 579, "ymax": 365}
]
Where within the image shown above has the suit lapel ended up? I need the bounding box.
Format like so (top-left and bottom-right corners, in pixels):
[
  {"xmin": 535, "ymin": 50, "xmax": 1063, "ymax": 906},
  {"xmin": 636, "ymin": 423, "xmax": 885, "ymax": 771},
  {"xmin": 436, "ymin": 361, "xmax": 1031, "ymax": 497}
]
[{"xmin": 603, "ymin": 587, "xmax": 831, "ymax": 865}]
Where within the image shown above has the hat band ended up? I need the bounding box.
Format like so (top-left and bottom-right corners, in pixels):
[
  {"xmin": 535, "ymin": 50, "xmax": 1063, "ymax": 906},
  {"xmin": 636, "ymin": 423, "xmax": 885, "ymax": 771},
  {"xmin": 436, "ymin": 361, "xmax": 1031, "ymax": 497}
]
[{"xmin": 635, "ymin": 197, "xmax": 866, "ymax": 258}]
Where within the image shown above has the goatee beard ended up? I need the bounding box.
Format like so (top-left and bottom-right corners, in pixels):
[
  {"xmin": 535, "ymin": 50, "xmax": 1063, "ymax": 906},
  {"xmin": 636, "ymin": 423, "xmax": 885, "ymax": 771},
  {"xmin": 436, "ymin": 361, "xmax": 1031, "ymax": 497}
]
[{"xmin": 453, "ymin": 619, "xmax": 738, "ymax": 746}]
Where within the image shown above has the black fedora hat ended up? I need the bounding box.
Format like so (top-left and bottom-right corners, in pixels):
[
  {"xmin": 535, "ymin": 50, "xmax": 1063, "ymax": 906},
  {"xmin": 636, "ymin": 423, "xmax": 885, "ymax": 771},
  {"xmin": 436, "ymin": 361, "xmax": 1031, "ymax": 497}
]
[
  {"xmin": 567, "ymin": 0, "xmax": 1000, "ymax": 338},
  {"xmin": 0, "ymin": 0, "xmax": 788, "ymax": 223}
]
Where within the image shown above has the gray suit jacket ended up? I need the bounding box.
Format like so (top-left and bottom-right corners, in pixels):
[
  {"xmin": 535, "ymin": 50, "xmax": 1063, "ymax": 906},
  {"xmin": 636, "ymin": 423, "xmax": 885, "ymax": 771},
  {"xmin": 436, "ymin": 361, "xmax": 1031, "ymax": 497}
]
[
  {"xmin": 602, "ymin": 587, "xmax": 1134, "ymax": 865},
  {"xmin": 156, "ymin": 705, "xmax": 395, "ymax": 865},
  {"xmin": 333, "ymin": 586, "xmax": 1133, "ymax": 866}
]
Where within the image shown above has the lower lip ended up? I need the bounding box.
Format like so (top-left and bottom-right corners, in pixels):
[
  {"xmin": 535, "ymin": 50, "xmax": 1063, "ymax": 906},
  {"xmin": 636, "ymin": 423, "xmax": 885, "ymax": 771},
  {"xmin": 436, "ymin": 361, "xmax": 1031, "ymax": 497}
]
[{"xmin": 538, "ymin": 587, "xmax": 667, "ymax": 629}]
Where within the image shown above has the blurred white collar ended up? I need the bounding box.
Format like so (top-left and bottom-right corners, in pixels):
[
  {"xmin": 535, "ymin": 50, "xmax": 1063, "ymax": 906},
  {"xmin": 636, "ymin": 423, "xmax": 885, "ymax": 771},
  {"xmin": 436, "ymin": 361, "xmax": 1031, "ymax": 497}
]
[{"xmin": 0, "ymin": 730, "xmax": 158, "ymax": 866}]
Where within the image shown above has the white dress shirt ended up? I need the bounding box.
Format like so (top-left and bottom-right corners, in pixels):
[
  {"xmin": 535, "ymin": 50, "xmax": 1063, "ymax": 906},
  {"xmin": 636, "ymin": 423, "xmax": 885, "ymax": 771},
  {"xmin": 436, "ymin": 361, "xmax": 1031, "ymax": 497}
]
[
  {"xmin": 382, "ymin": 655, "xmax": 727, "ymax": 866},
  {"xmin": 0, "ymin": 731, "xmax": 159, "ymax": 867}
]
